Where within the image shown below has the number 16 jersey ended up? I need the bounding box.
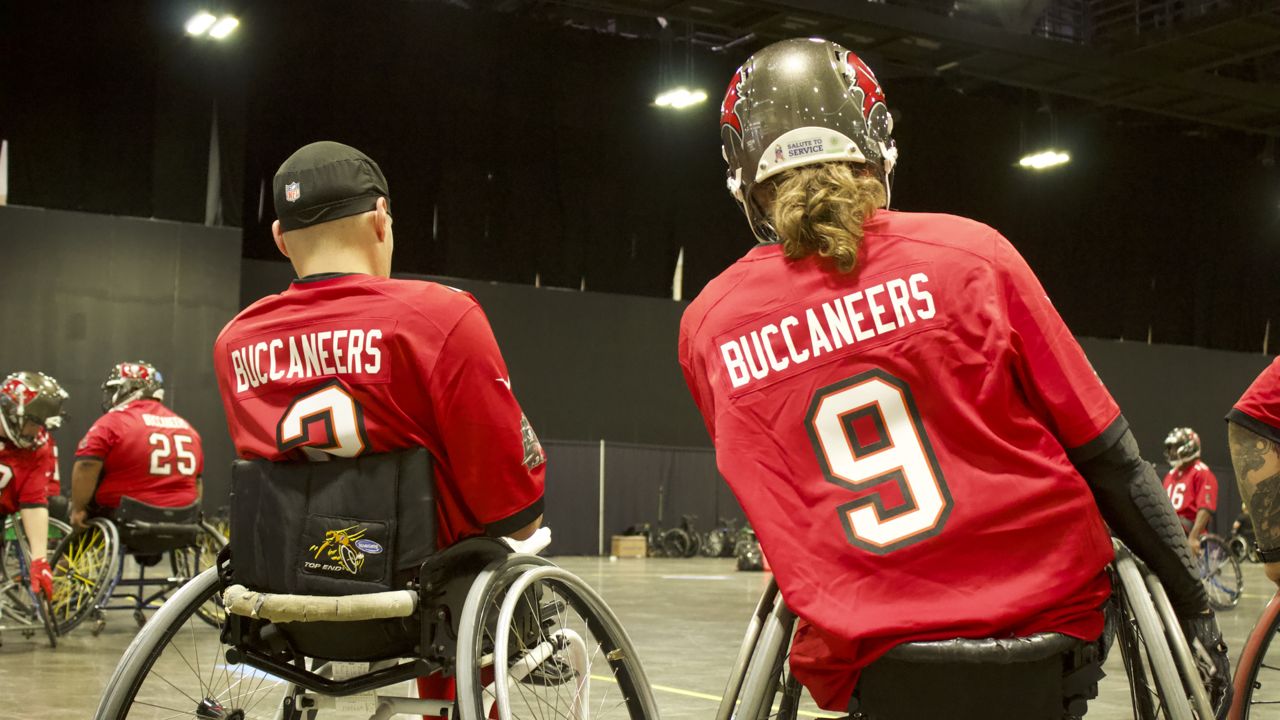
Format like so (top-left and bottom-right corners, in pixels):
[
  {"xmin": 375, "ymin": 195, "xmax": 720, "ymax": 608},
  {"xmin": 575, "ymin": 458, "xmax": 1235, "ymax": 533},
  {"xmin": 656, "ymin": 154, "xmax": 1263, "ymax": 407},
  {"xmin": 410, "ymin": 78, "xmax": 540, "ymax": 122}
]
[
  {"xmin": 679, "ymin": 210, "xmax": 1119, "ymax": 710},
  {"xmin": 213, "ymin": 273, "xmax": 546, "ymax": 548}
]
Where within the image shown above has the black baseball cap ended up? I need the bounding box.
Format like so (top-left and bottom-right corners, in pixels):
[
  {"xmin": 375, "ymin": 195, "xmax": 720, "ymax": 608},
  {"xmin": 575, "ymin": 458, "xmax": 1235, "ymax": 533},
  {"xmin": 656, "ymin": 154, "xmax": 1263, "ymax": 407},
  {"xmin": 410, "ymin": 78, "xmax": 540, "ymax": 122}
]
[{"xmin": 273, "ymin": 141, "xmax": 390, "ymax": 232}]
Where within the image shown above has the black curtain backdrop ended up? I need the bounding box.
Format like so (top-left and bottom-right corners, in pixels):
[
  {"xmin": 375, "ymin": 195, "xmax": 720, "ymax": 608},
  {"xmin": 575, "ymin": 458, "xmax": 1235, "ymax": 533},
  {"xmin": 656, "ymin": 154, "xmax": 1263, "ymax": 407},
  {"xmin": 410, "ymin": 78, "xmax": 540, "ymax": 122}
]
[
  {"xmin": 0, "ymin": 206, "xmax": 242, "ymax": 505},
  {"xmin": 541, "ymin": 440, "xmax": 602, "ymax": 556}
]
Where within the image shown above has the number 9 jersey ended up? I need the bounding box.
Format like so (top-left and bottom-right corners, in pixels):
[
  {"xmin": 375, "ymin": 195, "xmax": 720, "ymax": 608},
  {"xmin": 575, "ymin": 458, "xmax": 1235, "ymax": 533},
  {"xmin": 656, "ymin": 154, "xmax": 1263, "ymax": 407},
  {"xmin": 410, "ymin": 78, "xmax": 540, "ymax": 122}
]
[
  {"xmin": 75, "ymin": 398, "xmax": 203, "ymax": 509},
  {"xmin": 679, "ymin": 210, "xmax": 1120, "ymax": 710},
  {"xmin": 212, "ymin": 273, "xmax": 546, "ymax": 549}
]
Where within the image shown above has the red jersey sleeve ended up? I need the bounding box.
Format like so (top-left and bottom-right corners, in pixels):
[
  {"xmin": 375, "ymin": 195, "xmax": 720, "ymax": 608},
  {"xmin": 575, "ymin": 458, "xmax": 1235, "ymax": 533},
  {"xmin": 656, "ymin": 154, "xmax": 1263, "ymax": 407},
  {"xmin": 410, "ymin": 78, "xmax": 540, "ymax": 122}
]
[
  {"xmin": 996, "ymin": 235, "xmax": 1121, "ymax": 450},
  {"xmin": 76, "ymin": 413, "xmax": 124, "ymax": 461},
  {"xmin": 1230, "ymin": 358, "xmax": 1280, "ymax": 444},
  {"xmin": 427, "ymin": 306, "xmax": 545, "ymax": 535},
  {"xmin": 1192, "ymin": 465, "xmax": 1218, "ymax": 515}
]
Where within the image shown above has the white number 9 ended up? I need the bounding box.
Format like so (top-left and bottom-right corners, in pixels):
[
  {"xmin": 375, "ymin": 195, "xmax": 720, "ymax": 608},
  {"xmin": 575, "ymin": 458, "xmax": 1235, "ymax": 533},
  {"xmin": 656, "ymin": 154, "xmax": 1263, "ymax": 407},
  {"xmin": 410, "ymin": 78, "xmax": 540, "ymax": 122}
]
[{"xmin": 806, "ymin": 370, "xmax": 952, "ymax": 554}]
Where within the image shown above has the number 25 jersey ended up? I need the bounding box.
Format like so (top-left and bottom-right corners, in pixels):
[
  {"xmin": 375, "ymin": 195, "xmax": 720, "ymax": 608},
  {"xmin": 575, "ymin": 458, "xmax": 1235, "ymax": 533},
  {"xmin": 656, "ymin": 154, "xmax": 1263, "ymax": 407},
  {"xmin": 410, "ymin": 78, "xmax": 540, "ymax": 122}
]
[
  {"xmin": 679, "ymin": 210, "xmax": 1119, "ymax": 710},
  {"xmin": 213, "ymin": 273, "xmax": 546, "ymax": 548}
]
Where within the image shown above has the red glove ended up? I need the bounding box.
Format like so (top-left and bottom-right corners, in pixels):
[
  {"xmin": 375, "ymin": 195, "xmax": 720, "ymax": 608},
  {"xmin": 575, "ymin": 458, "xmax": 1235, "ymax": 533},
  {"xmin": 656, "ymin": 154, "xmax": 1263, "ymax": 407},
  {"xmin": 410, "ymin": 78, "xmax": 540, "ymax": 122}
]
[{"xmin": 30, "ymin": 557, "xmax": 53, "ymax": 600}]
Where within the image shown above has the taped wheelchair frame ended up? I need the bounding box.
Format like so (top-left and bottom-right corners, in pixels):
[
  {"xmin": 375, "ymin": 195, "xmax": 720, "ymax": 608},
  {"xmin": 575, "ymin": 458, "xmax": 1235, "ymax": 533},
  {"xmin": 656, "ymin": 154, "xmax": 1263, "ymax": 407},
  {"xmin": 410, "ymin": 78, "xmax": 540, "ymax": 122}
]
[
  {"xmin": 719, "ymin": 539, "xmax": 1221, "ymax": 720},
  {"xmin": 92, "ymin": 447, "xmax": 658, "ymax": 720},
  {"xmin": 48, "ymin": 498, "xmax": 227, "ymax": 636}
]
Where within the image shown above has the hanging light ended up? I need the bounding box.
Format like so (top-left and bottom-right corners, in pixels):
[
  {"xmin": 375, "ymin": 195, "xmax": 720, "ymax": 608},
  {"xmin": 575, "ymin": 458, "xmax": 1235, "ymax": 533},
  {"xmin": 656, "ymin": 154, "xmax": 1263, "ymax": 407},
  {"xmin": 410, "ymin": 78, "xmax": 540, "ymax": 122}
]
[
  {"xmin": 655, "ymin": 87, "xmax": 708, "ymax": 110},
  {"xmin": 185, "ymin": 12, "xmax": 217, "ymax": 36},
  {"xmin": 1018, "ymin": 149, "xmax": 1071, "ymax": 170}
]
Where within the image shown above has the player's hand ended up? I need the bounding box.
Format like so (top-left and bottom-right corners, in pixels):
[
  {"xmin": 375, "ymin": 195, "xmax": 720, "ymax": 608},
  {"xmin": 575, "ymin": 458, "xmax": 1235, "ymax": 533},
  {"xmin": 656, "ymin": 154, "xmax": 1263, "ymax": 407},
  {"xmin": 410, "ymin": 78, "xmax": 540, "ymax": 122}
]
[
  {"xmin": 29, "ymin": 557, "xmax": 53, "ymax": 600},
  {"xmin": 1180, "ymin": 610, "xmax": 1232, "ymax": 718},
  {"xmin": 1187, "ymin": 535, "xmax": 1203, "ymax": 558},
  {"xmin": 70, "ymin": 508, "xmax": 88, "ymax": 530}
]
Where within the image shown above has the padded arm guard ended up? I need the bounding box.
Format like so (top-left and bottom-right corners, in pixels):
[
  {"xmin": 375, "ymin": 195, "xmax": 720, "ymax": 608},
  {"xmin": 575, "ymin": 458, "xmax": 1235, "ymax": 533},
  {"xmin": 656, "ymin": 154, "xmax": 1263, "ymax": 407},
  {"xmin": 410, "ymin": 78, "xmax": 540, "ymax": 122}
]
[{"xmin": 1069, "ymin": 416, "xmax": 1209, "ymax": 617}]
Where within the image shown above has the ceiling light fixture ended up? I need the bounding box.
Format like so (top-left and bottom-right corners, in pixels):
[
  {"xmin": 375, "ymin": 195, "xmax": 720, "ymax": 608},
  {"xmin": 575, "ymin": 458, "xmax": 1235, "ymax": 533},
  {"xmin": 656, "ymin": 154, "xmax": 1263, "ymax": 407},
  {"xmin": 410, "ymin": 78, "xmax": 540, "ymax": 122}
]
[
  {"xmin": 1018, "ymin": 149, "xmax": 1071, "ymax": 170},
  {"xmin": 655, "ymin": 87, "xmax": 708, "ymax": 110}
]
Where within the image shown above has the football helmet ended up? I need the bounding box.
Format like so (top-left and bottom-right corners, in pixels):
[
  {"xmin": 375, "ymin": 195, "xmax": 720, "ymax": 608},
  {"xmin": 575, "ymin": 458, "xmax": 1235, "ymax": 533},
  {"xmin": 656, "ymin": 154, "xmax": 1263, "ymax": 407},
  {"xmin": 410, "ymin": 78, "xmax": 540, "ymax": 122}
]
[
  {"xmin": 720, "ymin": 37, "xmax": 897, "ymax": 243},
  {"xmin": 101, "ymin": 361, "xmax": 164, "ymax": 412},
  {"xmin": 0, "ymin": 371, "xmax": 68, "ymax": 449},
  {"xmin": 1164, "ymin": 427, "xmax": 1201, "ymax": 467}
]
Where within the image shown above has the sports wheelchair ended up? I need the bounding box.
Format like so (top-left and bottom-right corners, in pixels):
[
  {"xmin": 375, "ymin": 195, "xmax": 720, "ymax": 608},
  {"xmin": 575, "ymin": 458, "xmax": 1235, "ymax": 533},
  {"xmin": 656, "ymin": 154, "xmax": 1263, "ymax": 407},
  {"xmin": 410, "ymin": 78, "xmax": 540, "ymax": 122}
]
[
  {"xmin": 48, "ymin": 497, "xmax": 227, "ymax": 635},
  {"xmin": 0, "ymin": 512, "xmax": 68, "ymax": 647},
  {"xmin": 720, "ymin": 539, "xmax": 1223, "ymax": 720},
  {"xmin": 92, "ymin": 448, "xmax": 658, "ymax": 720}
]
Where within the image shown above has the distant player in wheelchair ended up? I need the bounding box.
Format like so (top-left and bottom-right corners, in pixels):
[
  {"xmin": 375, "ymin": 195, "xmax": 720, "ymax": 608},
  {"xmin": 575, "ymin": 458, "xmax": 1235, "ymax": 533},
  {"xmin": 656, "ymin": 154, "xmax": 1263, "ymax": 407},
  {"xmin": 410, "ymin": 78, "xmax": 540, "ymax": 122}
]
[
  {"xmin": 683, "ymin": 38, "xmax": 1231, "ymax": 719},
  {"xmin": 93, "ymin": 142, "xmax": 656, "ymax": 720},
  {"xmin": 50, "ymin": 361, "xmax": 222, "ymax": 634},
  {"xmin": 0, "ymin": 371, "xmax": 68, "ymax": 644}
]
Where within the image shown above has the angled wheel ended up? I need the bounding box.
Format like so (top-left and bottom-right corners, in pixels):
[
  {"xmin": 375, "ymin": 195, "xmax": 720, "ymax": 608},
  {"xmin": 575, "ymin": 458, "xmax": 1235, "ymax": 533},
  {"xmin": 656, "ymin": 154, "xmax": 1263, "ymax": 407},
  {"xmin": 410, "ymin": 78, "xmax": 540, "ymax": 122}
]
[
  {"xmin": 1199, "ymin": 535, "xmax": 1243, "ymax": 611},
  {"xmin": 168, "ymin": 521, "xmax": 227, "ymax": 628},
  {"xmin": 456, "ymin": 557, "xmax": 659, "ymax": 720},
  {"xmin": 93, "ymin": 568, "xmax": 289, "ymax": 719},
  {"xmin": 1112, "ymin": 543, "xmax": 1203, "ymax": 720},
  {"xmin": 659, "ymin": 528, "xmax": 690, "ymax": 558},
  {"xmin": 50, "ymin": 518, "xmax": 121, "ymax": 635}
]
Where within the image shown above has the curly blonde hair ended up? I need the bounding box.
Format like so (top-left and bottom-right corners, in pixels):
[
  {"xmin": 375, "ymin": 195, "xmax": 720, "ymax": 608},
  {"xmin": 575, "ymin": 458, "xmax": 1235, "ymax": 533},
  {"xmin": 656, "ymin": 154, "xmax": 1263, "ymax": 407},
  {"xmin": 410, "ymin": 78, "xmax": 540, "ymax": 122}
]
[{"xmin": 766, "ymin": 162, "xmax": 887, "ymax": 274}]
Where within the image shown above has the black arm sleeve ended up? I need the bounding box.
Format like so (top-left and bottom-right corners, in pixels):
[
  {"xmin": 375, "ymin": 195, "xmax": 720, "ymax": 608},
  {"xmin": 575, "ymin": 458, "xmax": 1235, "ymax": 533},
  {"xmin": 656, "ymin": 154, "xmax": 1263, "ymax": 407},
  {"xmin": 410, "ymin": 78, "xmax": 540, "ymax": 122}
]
[{"xmin": 1068, "ymin": 415, "xmax": 1209, "ymax": 617}]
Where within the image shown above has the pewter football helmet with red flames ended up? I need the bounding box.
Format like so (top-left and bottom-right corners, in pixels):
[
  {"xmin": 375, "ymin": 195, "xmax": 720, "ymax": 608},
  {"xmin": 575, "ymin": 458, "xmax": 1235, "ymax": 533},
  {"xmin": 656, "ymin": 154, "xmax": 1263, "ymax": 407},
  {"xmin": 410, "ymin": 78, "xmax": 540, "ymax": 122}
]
[
  {"xmin": 0, "ymin": 371, "xmax": 68, "ymax": 448},
  {"xmin": 720, "ymin": 38, "xmax": 898, "ymax": 243},
  {"xmin": 102, "ymin": 361, "xmax": 164, "ymax": 412}
]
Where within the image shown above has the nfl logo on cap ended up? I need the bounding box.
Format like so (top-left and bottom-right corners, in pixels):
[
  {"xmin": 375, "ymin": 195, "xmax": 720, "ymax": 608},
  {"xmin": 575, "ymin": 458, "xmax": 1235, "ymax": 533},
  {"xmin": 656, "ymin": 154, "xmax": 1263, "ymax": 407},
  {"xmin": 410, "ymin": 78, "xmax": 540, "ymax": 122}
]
[{"xmin": 285, "ymin": 182, "xmax": 301, "ymax": 203}]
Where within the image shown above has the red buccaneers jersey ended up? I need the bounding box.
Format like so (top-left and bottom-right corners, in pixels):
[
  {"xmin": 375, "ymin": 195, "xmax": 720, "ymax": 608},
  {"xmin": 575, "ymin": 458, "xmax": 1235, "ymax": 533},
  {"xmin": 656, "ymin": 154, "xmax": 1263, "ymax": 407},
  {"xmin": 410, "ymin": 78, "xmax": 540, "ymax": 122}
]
[
  {"xmin": 1231, "ymin": 358, "xmax": 1280, "ymax": 444},
  {"xmin": 213, "ymin": 273, "xmax": 545, "ymax": 548},
  {"xmin": 680, "ymin": 210, "xmax": 1118, "ymax": 710},
  {"xmin": 0, "ymin": 434, "xmax": 56, "ymax": 515},
  {"xmin": 1163, "ymin": 461, "xmax": 1218, "ymax": 525},
  {"xmin": 76, "ymin": 399, "xmax": 203, "ymax": 509}
]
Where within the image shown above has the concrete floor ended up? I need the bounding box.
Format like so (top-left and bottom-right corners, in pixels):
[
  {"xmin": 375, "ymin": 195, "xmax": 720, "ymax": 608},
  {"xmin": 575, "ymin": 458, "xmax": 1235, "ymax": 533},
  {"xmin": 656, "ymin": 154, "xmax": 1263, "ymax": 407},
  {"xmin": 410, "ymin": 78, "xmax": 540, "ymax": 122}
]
[{"xmin": 0, "ymin": 556, "xmax": 1275, "ymax": 719}]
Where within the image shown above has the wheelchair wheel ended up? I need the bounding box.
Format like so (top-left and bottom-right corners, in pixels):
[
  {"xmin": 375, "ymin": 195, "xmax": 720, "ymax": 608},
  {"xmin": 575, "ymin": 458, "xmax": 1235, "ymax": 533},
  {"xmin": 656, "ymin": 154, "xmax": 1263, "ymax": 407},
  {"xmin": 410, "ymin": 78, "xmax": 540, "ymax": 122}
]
[
  {"xmin": 93, "ymin": 567, "xmax": 288, "ymax": 720},
  {"xmin": 1199, "ymin": 535, "xmax": 1243, "ymax": 611},
  {"xmin": 1113, "ymin": 547, "xmax": 1200, "ymax": 720},
  {"xmin": 168, "ymin": 521, "xmax": 227, "ymax": 628},
  {"xmin": 456, "ymin": 558, "xmax": 659, "ymax": 720},
  {"xmin": 659, "ymin": 527, "xmax": 691, "ymax": 558},
  {"xmin": 1230, "ymin": 590, "xmax": 1280, "ymax": 719},
  {"xmin": 701, "ymin": 530, "xmax": 725, "ymax": 558},
  {"xmin": 50, "ymin": 518, "xmax": 121, "ymax": 635}
]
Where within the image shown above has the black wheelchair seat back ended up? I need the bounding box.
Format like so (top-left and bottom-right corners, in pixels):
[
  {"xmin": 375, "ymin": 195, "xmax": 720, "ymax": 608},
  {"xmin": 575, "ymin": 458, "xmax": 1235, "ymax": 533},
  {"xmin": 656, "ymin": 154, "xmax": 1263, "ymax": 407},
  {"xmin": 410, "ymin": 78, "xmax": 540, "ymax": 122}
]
[
  {"xmin": 229, "ymin": 447, "xmax": 436, "ymax": 596},
  {"xmin": 226, "ymin": 447, "xmax": 437, "ymax": 662},
  {"xmin": 115, "ymin": 496, "xmax": 202, "ymax": 555},
  {"xmin": 850, "ymin": 634, "xmax": 1102, "ymax": 720}
]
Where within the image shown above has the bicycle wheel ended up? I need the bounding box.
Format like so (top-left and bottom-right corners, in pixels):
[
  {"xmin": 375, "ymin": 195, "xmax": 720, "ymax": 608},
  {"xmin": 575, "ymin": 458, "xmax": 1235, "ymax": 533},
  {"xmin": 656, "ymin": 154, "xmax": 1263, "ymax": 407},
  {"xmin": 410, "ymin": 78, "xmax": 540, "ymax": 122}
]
[
  {"xmin": 50, "ymin": 519, "xmax": 121, "ymax": 635},
  {"xmin": 1200, "ymin": 535, "xmax": 1243, "ymax": 611},
  {"xmin": 659, "ymin": 528, "xmax": 690, "ymax": 558},
  {"xmin": 1230, "ymin": 591, "xmax": 1280, "ymax": 719},
  {"xmin": 169, "ymin": 522, "xmax": 227, "ymax": 628},
  {"xmin": 94, "ymin": 568, "xmax": 290, "ymax": 720},
  {"xmin": 456, "ymin": 558, "xmax": 658, "ymax": 720}
]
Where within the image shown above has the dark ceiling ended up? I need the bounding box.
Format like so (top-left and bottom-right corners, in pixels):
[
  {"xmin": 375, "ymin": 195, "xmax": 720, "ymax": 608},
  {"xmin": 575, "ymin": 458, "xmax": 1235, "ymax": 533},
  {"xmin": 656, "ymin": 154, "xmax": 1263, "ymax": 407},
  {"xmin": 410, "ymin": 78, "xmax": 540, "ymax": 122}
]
[{"xmin": 462, "ymin": 0, "xmax": 1280, "ymax": 137}]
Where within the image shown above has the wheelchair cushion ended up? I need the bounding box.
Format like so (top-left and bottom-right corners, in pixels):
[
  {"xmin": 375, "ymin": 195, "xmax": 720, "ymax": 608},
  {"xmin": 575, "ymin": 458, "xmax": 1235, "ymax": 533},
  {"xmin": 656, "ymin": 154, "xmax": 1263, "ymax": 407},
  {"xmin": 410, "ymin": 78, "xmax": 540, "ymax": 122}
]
[
  {"xmin": 883, "ymin": 632, "xmax": 1080, "ymax": 664},
  {"xmin": 115, "ymin": 497, "xmax": 202, "ymax": 554},
  {"xmin": 229, "ymin": 447, "xmax": 435, "ymax": 596}
]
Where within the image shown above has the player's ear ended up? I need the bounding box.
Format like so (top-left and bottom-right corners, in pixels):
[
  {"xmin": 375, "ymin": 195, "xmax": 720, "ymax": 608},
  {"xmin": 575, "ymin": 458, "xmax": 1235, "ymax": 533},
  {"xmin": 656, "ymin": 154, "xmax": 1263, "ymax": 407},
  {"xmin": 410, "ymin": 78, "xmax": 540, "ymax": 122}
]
[
  {"xmin": 373, "ymin": 197, "xmax": 391, "ymax": 244},
  {"xmin": 271, "ymin": 220, "xmax": 290, "ymax": 258}
]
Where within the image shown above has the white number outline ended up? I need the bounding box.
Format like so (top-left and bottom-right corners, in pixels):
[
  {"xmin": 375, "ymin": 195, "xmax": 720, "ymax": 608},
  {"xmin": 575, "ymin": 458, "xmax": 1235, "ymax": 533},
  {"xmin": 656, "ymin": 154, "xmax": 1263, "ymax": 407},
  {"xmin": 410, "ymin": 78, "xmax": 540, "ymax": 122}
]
[
  {"xmin": 805, "ymin": 369, "xmax": 952, "ymax": 554},
  {"xmin": 1168, "ymin": 482, "xmax": 1186, "ymax": 510},
  {"xmin": 275, "ymin": 380, "xmax": 369, "ymax": 458},
  {"xmin": 149, "ymin": 433, "xmax": 198, "ymax": 476},
  {"xmin": 0, "ymin": 463, "xmax": 11, "ymax": 491}
]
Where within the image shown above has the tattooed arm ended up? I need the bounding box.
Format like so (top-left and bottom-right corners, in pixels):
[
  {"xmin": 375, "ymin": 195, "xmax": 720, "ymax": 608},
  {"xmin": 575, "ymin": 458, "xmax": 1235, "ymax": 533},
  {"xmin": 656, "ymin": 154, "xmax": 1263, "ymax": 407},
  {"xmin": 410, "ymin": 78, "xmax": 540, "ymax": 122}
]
[{"xmin": 1228, "ymin": 420, "xmax": 1280, "ymax": 585}]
